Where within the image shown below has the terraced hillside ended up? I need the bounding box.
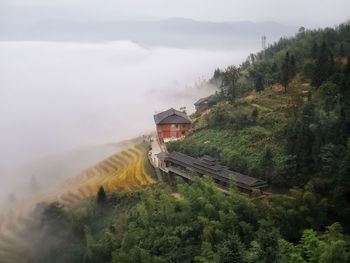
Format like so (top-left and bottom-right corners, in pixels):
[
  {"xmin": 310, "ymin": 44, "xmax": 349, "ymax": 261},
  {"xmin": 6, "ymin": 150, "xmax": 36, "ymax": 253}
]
[{"xmin": 0, "ymin": 144, "xmax": 155, "ymax": 263}]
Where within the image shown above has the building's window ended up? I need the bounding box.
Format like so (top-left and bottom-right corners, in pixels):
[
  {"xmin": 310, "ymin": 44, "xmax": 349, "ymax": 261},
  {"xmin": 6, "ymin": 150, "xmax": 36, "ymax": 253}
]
[{"xmin": 182, "ymin": 124, "xmax": 186, "ymax": 128}]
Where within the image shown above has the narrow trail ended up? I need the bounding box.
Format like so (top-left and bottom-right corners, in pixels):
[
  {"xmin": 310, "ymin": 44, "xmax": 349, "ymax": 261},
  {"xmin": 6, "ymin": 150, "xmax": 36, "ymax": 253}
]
[
  {"xmin": 250, "ymin": 103, "xmax": 272, "ymax": 111},
  {"xmin": 0, "ymin": 144, "xmax": 155, "ymax": 262}
]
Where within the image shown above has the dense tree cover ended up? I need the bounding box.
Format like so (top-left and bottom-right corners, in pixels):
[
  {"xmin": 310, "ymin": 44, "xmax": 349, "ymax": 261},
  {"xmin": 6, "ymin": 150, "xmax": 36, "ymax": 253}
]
[
  {"xmin": 247, "ymin": 23, "xmax": 350, "ymax": 81},
  {"xmin": 216, "ymin": 23, "xmax": 350, "ymax": 98},
  {"xmin": 23, "ymin": 191, "xmax": 141, "ymax": 263},
  {"xmin": 25, "ymin": 179, "xmax": 350, "ymax": 262},
  {"xmin": 169, "ymin": 22, "xmax": 350, "ymax": 232}
]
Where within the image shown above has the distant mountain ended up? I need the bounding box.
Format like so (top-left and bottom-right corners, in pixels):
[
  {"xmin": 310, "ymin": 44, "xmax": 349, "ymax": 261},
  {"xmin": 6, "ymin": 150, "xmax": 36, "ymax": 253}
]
[{"xmin": 1, "ymin": 17, "xmax": 297, "ymax": 49}]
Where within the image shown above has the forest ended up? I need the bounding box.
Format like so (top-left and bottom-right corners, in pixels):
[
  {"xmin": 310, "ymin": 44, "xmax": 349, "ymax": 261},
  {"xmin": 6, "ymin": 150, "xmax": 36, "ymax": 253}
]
[
  {"xmin": 24, "ymin": 179, "xmax": 348, "ymax": 262},
  {"xmin": 169, "ymin": 21, "xmax": 350, "ymax": 235},
  {"xmin": 22, "ymin": 22, "xmax": 350, "ymax": 262}
]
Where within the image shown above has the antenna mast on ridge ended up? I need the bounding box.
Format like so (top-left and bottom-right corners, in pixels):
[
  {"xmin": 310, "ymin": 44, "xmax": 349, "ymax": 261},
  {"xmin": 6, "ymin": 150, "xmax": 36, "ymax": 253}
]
[
  {"xmin": 261, "ymin": 35, "xmax": 266, "ymax": 59},
  {"xmin": 262, "ymin": 35, "xmax": 266, "ymax": 51}
]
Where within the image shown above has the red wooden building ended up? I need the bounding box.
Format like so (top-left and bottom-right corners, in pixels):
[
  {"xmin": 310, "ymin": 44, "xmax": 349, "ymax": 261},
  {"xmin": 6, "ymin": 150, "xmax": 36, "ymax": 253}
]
[{"xmin": 154, "ymin": 108, "xmax": 192, "ymax": 141}]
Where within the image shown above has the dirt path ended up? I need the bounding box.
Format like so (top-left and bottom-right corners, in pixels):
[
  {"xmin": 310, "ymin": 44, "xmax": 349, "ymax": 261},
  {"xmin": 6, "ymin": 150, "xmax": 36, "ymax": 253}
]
[{"xmin": 250, "ymin": 103, "xmax": 271, "ymax": 111}]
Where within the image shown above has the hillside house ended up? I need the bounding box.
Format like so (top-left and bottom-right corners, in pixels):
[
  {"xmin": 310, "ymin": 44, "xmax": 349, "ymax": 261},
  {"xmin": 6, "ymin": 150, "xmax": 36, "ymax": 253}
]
[
  {"xmin": 154, "ymin": 108, "xmax": 192, "ymax": 142},
  {"xmin": 194, "ymin": 95, "xmax": 215, "ymax": 112}
]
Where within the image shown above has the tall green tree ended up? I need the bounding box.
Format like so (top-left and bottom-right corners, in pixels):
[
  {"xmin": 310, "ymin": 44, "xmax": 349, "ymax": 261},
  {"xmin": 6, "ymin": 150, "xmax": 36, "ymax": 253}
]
[
  {"xmin": 217, "ymin": 234, "xmax": 245, "ymax": 263},
  {"xmin": 312, "ymin": 42, "xmax": 334, "ymax": 88},
  {"xmin": 260, "ymin": 147, "xmax": 274, "ymax": 181},
  {"xmin": 310, "ymin": 43, "xmax": 319, "ymax": 59},
  {"xmin": 338, "ymin": 42, "xmax": 346, "ymax": 57},
  {"xmin": 97, "ymin": 186, "xmax": 107, "ymax": 205},
  {"xmin": 281, "ymin": 52, "xmax": 291, "ymax": 92},
  {"xmin": 213, "ymin": 68, "xmax": 221, "ymax": 79},
  {"xmin": 221, "ymin": 66, "xmax": 240, "ymax": 102},
  {"xmin": 255, "ymin": 75, "xmax": 264, "ymax": 92},
  {"xmin": 256, "ymin": 225, "xmax": 281, "ymax": 263},
  {"xmin": 290, "ymin": 55, "xmax": 297, "ymax": 78},
  {"xmin": 300, "ymin": 229, "xmax": 323, "ymax": 263}
]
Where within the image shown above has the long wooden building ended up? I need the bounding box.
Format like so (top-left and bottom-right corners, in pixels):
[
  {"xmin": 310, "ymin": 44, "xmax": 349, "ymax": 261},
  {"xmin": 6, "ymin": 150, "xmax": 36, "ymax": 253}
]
[{"xmin": 157, "ymin": 151, "xmax": 268, "ymax": 192}]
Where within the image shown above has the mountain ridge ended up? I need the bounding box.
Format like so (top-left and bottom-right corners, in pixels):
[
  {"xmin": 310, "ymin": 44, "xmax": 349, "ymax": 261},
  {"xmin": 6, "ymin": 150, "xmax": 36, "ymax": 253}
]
[{"xmin": 0, "ymin": 17, "xmax": 297, "ymax": 49}]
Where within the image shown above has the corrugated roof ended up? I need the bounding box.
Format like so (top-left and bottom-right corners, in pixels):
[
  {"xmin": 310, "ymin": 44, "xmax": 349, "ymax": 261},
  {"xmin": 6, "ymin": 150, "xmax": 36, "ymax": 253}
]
[
  {"xmin": 161, "ymin": 151, "xmax": 268, "ymax": 189},
  {"xmin": 154, "ymin": 108, "xmax": 192, "ymax": 125},
  {"xmin": 156, "ymin": 152, "xmax": 168, "ymax": 161}
]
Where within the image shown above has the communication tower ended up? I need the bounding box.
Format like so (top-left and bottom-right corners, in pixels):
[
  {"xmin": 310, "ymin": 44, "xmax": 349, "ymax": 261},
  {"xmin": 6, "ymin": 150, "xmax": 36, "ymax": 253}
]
[{"xmin": 262, "ymin": 35, "xmax": 266, "ymax": 50}]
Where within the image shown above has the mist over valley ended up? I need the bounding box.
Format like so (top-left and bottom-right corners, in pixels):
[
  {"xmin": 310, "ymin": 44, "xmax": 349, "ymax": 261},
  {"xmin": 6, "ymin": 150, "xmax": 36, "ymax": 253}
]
[{"xmin": 0, "ymin": 40, "xmax": 252, "ymax": 204}]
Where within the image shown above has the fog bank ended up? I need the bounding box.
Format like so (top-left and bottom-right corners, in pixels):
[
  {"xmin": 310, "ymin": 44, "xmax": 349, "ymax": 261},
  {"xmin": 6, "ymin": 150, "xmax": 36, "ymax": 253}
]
[{"xmin": 0, "ymin": 40, "xmax": 253, "ymax": 203}]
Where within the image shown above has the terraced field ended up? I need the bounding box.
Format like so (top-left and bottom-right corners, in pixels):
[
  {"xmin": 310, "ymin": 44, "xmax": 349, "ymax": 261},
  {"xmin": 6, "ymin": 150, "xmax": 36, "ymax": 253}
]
[{"xmin": 0, "ymin": 144, "xmax": 155, "ymax": 262}]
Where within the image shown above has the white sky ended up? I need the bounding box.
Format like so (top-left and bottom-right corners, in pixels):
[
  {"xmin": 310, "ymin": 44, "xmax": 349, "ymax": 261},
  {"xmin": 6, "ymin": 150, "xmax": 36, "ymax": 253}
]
[{"xmin": 3, "ymin": 0, "xmax": 350, "ymax": 27}]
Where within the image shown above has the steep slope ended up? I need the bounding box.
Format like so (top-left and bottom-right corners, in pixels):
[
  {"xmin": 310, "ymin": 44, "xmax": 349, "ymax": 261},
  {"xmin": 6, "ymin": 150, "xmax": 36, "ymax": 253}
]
[
  {"xmin": 168, "ymin": 80, "xmax": 310, "ymax": 186},
  {"xmin": 0, "ymin": 144, "xmax": 155, "ymax": 263},
  {"xmin": 169, "ymin": 22, "xmax": 350, "ymax": 234}
]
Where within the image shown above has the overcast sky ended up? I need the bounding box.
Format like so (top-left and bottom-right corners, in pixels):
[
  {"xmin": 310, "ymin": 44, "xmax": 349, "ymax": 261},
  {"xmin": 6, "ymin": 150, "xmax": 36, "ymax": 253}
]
[
  {"xmin": 0, "ymin": 0, "xmax": 349, "ymax": 202},
  {"xmin": 2, "ymin": 0, "xmax": 350, "ymax": 27}
]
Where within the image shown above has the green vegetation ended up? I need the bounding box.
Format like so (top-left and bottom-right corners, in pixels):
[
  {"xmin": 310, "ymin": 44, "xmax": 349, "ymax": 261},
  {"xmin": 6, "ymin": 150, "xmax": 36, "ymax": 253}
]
[
  {"xmin": 24, "ymin": 191, "xmax": 141, "ymax": 263},
  {"xmin": 164, "ymin": 22, "xmax": 350, "ymax": 260},
  {"xmin": 23, "ymin": 179, "xmax": 349, "ymax": 262},
  {"xmin": 17, "ymin": 22, "xmax": 350, "ymax": 262},
  {"xmin": 169, "ymin": 22, "xmax": 350, "ymax": 231}
]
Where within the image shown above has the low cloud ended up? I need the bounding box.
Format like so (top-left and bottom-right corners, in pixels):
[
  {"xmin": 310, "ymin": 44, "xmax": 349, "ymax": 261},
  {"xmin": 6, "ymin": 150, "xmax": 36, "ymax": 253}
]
[{"xmin": 0, "ymin": 40, "xmax": 252, "ymax": 204}]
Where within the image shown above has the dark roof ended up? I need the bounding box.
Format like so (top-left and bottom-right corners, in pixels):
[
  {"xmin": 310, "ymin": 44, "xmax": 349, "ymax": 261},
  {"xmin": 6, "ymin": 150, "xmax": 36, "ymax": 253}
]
[
  {"xmin": 194, "ymin": 95, "xmax": 215, "ymax": 106},
  {"xmin": 156, "ymin": 152, "xmax": 168, "ymax": 161},
  {"xmin": 154, "ymin": 108, "xmax": 192, "ymax": 125},
  {"xmin": 161, "ymin": 152, "xmax": 268, "ymax": 190}
]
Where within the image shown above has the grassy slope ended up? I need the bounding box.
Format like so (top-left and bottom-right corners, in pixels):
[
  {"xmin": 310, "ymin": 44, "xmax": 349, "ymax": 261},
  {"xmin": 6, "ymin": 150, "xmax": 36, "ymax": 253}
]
[{"xmin": 169, "ymin": 78, "xmax": 311, "ymax": 184}]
